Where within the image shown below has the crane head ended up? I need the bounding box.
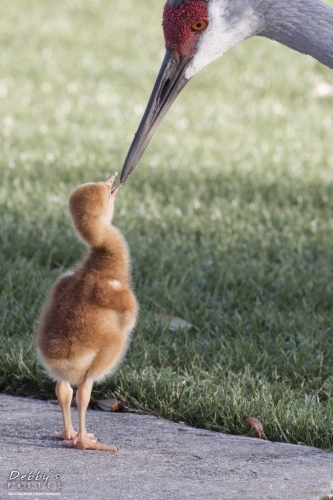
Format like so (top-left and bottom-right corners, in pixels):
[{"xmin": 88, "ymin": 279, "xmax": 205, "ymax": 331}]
[{"xmin": 121, "ymin": 0, "xmax": 257, "ymax": 182}]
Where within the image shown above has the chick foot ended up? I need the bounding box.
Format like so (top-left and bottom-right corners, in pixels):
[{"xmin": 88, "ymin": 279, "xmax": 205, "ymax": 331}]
[
  {"xmin": 54, "ymin": 426, "xmax": 77, "ymax": 440},
  {"xmin": 54, "ymin": 428, "xmax": 96, "ymax": 441},
  {"xmin": 62, "ymin": 432, "xmax": 118, "ymax": 451}
]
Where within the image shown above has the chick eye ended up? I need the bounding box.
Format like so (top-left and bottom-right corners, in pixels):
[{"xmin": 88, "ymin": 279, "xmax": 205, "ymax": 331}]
[{"xmin": 191, "ymin": 19, "xmax": 208, "ymax": 32}]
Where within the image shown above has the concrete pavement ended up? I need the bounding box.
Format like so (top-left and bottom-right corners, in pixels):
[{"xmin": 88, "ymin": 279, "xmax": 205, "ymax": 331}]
[{"xmin": 0, "ymin": 394, "xmax": 332, "ymax": 500}]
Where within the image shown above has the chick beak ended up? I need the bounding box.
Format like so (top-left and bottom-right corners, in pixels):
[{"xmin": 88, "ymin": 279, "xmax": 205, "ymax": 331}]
[
  {"xmin": 105, "ymin": 172, "xmax": 118, "ymax": 185},
  {"xmin": 110, "ymin": 185, "xmax": 122, "ymax": 197},
  {"xmin": 105, "ymin": 172, "xmax": 119, "ymax": 199}
]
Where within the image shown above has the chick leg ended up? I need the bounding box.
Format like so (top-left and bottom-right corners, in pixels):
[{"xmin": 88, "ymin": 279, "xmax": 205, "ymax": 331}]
[
  {"xmin": 63, "ymin": 378, "xmax": 117, "ymax": 451},
  {"xmin": 54, "ymin": 381, "xmax": 77, "ymax": 440}
]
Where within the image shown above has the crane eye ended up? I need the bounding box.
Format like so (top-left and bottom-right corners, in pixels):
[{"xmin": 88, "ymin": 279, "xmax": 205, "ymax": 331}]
[{"xmin": 191, "ymin": 19, "xmax": 208, "ymax": 32}]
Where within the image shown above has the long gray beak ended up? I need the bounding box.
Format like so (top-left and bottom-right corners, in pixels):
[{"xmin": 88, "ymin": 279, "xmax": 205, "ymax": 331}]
[{"xmin": 120, "ymin": 50, "xmax": 192, "ymax": 183}]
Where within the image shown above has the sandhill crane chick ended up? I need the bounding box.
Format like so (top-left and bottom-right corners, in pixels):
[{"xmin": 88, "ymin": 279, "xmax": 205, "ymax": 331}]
[{"xmin": 35, "ymin": 173, "xmax": 138, "ymax": 451}]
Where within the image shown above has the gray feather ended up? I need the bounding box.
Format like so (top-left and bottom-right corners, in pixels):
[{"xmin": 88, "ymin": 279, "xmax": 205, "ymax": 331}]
[
  {"xmin": 258, "ymin": 0, "xmax": 333, "ymax": 70},
  {"xmin": 213, "ymin": 0, "xmax": 333, "ymax": 70}
]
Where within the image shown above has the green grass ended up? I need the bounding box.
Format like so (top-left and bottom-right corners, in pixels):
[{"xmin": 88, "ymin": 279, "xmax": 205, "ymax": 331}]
[{"xmin": 1, "ymin": 0, "xmax": 333, "ymax": 450}]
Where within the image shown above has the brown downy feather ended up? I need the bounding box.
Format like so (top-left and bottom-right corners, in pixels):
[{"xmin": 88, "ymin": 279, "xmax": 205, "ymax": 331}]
[{"xmin": 35, "ymin": 176, "xmax": 138, "ymax": 386}]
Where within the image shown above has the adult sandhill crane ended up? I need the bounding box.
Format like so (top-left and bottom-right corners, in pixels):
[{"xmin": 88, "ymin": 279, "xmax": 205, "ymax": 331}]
[{"xmin": 120, "ymin": 0, "xmax": 333, "ymax": 183}]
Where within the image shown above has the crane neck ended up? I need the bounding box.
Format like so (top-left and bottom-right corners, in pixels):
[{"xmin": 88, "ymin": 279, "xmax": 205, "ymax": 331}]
[{"xmin": 259, "ymin": 0, "xmax": 333, "ymax": 70}]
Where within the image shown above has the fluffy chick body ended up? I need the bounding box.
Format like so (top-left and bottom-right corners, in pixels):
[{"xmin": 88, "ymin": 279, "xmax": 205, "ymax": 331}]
[{"xmin": 35, "ymin": 174, "xmax": 138, "ymax": 450}]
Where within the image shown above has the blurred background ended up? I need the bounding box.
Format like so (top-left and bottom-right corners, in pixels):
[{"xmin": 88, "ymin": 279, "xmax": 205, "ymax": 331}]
[{"xmin": 0, "ymin": 0, "xmax": 333, "ymax": 449}]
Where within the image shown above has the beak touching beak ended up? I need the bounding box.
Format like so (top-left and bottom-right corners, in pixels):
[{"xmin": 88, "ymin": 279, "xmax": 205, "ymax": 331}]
[{"xmin": 120, "ymin": 50, "xmax": 192, "ymax": 183}]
